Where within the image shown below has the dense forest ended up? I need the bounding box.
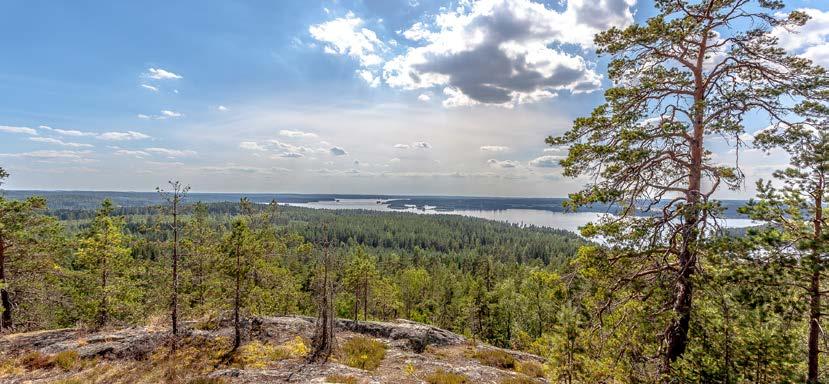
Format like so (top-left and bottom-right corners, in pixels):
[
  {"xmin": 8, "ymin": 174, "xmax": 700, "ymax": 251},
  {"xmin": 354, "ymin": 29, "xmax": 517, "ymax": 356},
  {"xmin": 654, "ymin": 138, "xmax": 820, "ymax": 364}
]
[{"xmin": 6, "ymin": 1, "xmax": 829, "ymax": 383}]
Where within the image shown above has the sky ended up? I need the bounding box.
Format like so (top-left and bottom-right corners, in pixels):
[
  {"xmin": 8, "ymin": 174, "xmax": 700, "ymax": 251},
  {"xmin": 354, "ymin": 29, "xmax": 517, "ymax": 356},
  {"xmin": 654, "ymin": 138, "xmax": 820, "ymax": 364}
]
[{"xmin": 1, "ymin": 0, "xmax": 828, "ymax": 197}]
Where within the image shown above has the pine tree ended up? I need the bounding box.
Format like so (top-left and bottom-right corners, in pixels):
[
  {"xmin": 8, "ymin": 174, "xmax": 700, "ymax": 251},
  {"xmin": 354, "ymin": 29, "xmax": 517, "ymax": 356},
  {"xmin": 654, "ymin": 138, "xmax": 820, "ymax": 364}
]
[
  {"xmin": 157, "ymin": 180, "xmax": 189, "ymax": 337},
  {"xmin": 548, "ymin": 0, "xmax": 827, "ymax": 377},
  {"xmin": 740, "ymin": 103, "xmax": 829, "ymax": 383},
  {"xmin": 74, "ymin": 199, "xmax": 135, "ymax": 328}
]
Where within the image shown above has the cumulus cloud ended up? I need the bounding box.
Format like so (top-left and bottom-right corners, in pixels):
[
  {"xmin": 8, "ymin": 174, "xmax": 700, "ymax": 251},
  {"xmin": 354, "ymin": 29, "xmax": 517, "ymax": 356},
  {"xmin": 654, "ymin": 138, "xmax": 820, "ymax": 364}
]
[
  {"xmin": 480, "ymin": 145, "xmax": 510, "ymax": 152},
  {"xmin": 381, "ymin": 0, "xmax": 634, "ymax": 107},
  {"xmin": 329, "ymin": 146, "xmax": 348, "ymax": 156},
  {"xmin": 529, "ymin": 155, "xmax": 563, "ymax": 168},
  {"xmin": 412, "ymin": 141, "xmax": 431, "ymax": 149},
  {"xmin": 487, "ymin": 159, "xmax": 520, "ymax": 168},
  {"xmin": 160, "ymin": 110, "xmax": 182, "ymax": 118},
  {"xmin": 144, "ymin": 147, "xmax": 197, "ymax": 158},
  {"xmin": 309, "ymin": 12, "xmax": 385, "ymax": 67},
  {"xmin": 30, "ymin": 137, "xmax": 93, "ymax": 148},
  {"xmin": 394, "ymin": 144, "xmax": 411, "ymax": 149},
  {"xmin": 97, "ymin": 131, "xmax": 151, "ymax": 141},
  {"xmin": 240, "ymin": 141, "xmax": 267, "ymax": 151},
  {"xmin": 418, "ymin": 94, "xmax": 431, "ymax": 102},
  {"xmin": 773, "ymin": 8, "xmax": 829, "ymax": 66},
  {"xmin": 217, "ymin": 105, "xmax": 229, "ymax": 112},
  {"xmin": 0, "ymin": 125, "xmax": 38, "ymax": 135},
  {"xmin": 146, "ymin": 67, "xmax": 182, "ymax": 80},
  {"xmin": 279, "ymin": 129, "xmax": 318, "ymax": 139}
]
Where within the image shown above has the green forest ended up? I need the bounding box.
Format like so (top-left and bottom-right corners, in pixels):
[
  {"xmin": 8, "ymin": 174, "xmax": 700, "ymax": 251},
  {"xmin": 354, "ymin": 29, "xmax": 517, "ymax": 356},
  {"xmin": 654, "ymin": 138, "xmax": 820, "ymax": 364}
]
[{"xmin": 5, "ymin": 0, "xmax": 829, "ymax": 383}]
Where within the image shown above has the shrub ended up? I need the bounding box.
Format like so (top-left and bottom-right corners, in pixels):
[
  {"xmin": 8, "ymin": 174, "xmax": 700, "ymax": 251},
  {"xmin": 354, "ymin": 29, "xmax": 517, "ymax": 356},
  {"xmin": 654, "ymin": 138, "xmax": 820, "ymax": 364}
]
[
  {"xmin": 500, "ymin": 376, "xmax": 539, "ymax": 384},
  {"xmin": 233, "ymin": 338, "xmax": 309, "ymax": 368},
  {"xmin": 20, "ymin": 351, "xmax": 52, "ymax": 370},
  {"xmin": 474, "ymin": 349, "xmax": 516, "ymax": 369},
  {"xmin": 53, "ymin": 350, "xmax": 80, "ymax": 371},
  {"xmin": 339, "ymin": 336, "xmax": 386, "ymax": 371},
  {"xmin": 186, "ymin": 378, "xmax": 226, "ymax": 384},
  {"xmin": 516, "ymin": 361, "xmax": 544, "ymax": 378},
  {"xmin": 425, "ymin": 369, "xmax": 470, "ymax": 384},
  {"xmin": 326, "ymin": 374, "xmax": 359, "ymax": 384}
]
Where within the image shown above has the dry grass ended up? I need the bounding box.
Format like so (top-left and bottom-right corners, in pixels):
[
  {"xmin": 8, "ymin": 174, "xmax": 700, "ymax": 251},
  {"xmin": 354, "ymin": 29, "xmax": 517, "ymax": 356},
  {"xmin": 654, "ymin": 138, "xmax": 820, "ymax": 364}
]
[
  {"xmin": 19, "ymin": 350, "xmax": 53, "ymax": 370},
  {"xmin": 500, "ymin": 376, "xmax": 540, "ymax": 384},
  {"xmin": 425, "ymin": 369, "xmax": 470, "ymax": 384},
  {"xmin": 339, "ymin": 336, "xmax": 386, "ymax": 371},
  {"xmin": 53, "ymin": 350, "xmax": 80, "ymax": 371},
  {"xmin": 232, "ymin": 336, "xmax": 309, "ymax": 368},
  {"xmin": 326, "ymin": 374, "xmax": 360, "ymax": 383},
  {"xmin": 474, "ymin": 349, "xmax": 516, "ymax": 369},
  {"xmin": 516, "ymin": 360, "xmax": 544, "ymax": 378}
]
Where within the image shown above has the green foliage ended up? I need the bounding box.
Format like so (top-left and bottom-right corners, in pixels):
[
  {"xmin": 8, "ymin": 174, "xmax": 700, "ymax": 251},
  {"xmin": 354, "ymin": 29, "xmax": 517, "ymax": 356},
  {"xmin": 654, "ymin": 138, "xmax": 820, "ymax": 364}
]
[
  {"xmin": 52, "ymin": 350, "xmax": 79, "ymax": 371},
  {"xmin": 425, "ymin": 369, "xmax": 470, "ymax": 384},
  {"xmin": 339, "ymin": 336, "xmax": 386, "ymax": 371}
]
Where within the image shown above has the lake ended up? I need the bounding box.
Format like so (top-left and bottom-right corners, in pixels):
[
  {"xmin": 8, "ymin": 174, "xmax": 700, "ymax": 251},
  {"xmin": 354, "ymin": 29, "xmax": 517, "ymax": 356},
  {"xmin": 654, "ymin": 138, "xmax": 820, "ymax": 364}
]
[{"xmin": 287, "ymin": 199, "xmax": 758, "ymax": 234}]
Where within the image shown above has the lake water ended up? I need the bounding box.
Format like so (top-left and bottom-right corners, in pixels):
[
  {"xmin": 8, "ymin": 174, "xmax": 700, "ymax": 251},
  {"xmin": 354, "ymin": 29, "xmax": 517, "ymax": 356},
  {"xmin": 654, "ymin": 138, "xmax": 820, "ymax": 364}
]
[{"xmin": 287, "ymin": 199, "xmax": 758, "ymax": 234}]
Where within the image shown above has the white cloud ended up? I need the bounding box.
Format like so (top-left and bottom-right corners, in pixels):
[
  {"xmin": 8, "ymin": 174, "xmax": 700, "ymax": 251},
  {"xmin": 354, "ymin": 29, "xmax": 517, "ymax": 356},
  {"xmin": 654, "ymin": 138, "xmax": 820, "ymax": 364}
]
[
  {"xmin": 480, "ymin": 145, "xmax": 510, "ymax": 152},
  {"xmin": 137, "ymin": 114, "xmax": 151, "ymax": 119},
  {"xmin": 309, "ymin": 13, "xmax": 385, "ymax": 67},
  {"xmin": 114, "ymin": 149, "xmax": 150, "ymax": 158},
  {"xmin": 394, "ymin": 144, "xmax": 410, "ymax": 149},
  {"xmin": 30, "ymin": 137, "xmax": 93, "ymax": 148},
  {"xmin": 277, "ymin": 152, "xmax": 304, "ymax": 158},
  {"xmin": 0, "ymin": 150, "xmax": 93, "ymax": 162},
  {"xmin": 141, "ymin": 84, "xmax": 159, "ymax": 92},
  {"xmin": 772, "ymin": 8, "xmax": 829, "ymax": 66},
  {"xmin": 0, "ymin": 125, "xmax": 38, "ymax": 135},
  {"xmin": 160, "ymin": 110, "xmax": 182, "ymax": 118},
  {"xmin": 381, "ymin": 0, "xmax": 634, "ymax": 106},
  {"xmin": 217, "ymin": 105, "xmax": 229, "ymax": 112},
  {"xmin": 417, "ymin": 94, "xmax": 431, "ymax": 102},
  {"xmin": 240, "ymin": 141, "xmax": 267, "ymax": 151},
  {"xmin": 529, "ymin": 155, "xmax": 563, "ymax": 168},
  {"xmin": 97, "ymin": 131, "xmax": 151, "ymax": 141},
  {"xmin": 330, "ymin": 146, "xmax": 348, "ymax": 156},
  {"xmin": 145, "ymin": 67, "xmax": 182, "ymax": 80},
  {"xmin": 279, "ymin": 129, "xmax": 318, "ymax": 139},
  {"xmin": 40, "ymin": 126, "xmax": 97, "ymax": 137},
  {"xmin": 487, "ymin": 159, "xmax": 520, "ymax": 168},
  {"xmin": 357, "ymin": 69, "xmax": 381, "ymax": 87},
  {"xmin": 412, "ymin": 141, "xmax": 431, "ymax": 149},
  {"xmin": 144, "ymin": 147, "xmax": 197, "ymax": 158}
]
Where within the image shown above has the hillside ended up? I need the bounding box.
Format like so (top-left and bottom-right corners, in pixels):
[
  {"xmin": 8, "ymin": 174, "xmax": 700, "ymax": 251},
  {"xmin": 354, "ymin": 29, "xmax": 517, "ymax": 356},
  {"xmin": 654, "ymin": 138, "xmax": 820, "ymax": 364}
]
[{"xmin": 0, "ymin": 317, "xmax": 547, "ymax": 384}]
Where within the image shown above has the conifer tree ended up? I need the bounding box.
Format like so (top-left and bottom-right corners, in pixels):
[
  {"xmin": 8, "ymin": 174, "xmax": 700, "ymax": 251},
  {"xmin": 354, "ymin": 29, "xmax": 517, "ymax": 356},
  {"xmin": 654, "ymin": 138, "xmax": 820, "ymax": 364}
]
[
  {"xmin": 548, "ymin": 0, "xmax": 827, "ymax": 376},
  {"xmin": 740, "ymin": 102, "xmax": 829, "ymax": 383},
  {"xmin": 157, "ymin": 180, "xmax": 189, "ymax": 336},
  {"xmin": 75, "ymin": 199, "xmax": 135, "ymax": 328}
]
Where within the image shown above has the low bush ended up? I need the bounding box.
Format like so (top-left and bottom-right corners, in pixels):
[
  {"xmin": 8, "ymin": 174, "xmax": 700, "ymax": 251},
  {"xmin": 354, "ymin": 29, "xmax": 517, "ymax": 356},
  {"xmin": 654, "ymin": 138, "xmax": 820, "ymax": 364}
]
[
  {"xmin": 474, "ymin": 349, "xmax": 516, "ymax": 369},
  {"xmin": 326, "ymin": 374, "xmax": 360, "ymax": 384},
  {"xmin": 20, "ymin": 351, "xmax": 52, "ymax": 370},
  {"xmin": 425, "ymin": 369, "xmax": 470, "ymax": 384},
  {"xmin": 500, "ymin": 376, "xmax": 539, "ymax": 384},
  {"xmin": 339, "ymin": 336, "xmax": 386, "ymax": 371},
  {"xmin": 186, "ymin": 378, "xmax": 226, "ymax": 384},
  {"xmin": 516, "ymin": 360, "xmax": 544, "ymax": 378},
  {"xmin": 53, "ymin": 350, "xmax": 80, "ymax": 371}
]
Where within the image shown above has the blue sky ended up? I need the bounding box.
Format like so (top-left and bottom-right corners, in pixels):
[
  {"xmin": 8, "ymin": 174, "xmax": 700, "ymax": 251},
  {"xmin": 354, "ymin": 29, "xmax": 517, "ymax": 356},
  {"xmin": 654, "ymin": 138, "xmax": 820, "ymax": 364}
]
[{"xmin": 0, "ymin": 0, "xmax": 827, "ymax": 197}]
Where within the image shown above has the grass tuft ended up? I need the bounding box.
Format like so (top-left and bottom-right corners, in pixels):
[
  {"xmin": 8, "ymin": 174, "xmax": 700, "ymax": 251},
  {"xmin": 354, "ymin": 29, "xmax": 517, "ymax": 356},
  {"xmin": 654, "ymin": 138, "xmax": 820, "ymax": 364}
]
[
  {"xmin": 339, "ymin": 336, "xmax": 386, "ymax": 371},
  {"xmin": 474, "ymin": 349, "xmax": 516, "ymax": 369},
  {"xmin": 516, "ymin": 360, "xmax": 544, "ymax": 378},
  {"xmin": 53, "ymin": 350, "xmax": 80, "ymax": 371},
  {"xmin": 326, "ymin": 374, "xmax": 360, "ymax": 383},
  {"xmin": 425, "ymin": 369, "xmax": 470, "ymax": 384}
]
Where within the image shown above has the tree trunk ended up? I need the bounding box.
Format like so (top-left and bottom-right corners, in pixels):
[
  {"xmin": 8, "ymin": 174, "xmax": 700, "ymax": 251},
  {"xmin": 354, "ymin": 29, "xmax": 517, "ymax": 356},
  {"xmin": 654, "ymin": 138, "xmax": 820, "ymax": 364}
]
[
  {"xmin": 99, "ymin": 253, "xmax": 109, "ymax": 328},
  {"xmin": 233, "ymin": 241, "xmax": 241, "ymax": 350},
  {"xmin": 171, "ymin": 202, "xmax": 179, "ymax": 336},
  {"xmin": 353, "ymin": 288, "xmax": 359, "ymax": 323},
  {"xmin": 808, "ymin": 188, "xmax": 823, "ymax": 384},
  {"xmin": 0, "ymin": 238, "xmax": 10, "ymax": 331},
  {"xmin": 363, "ymin": 278, "xmax": 369, "ymax": 322}
]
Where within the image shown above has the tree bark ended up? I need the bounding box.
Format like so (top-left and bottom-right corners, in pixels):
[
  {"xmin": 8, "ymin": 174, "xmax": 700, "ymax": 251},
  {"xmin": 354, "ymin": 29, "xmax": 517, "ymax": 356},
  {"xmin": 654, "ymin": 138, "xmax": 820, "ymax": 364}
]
[
  {"xmin": 0, "ymin": 238, "xmax": 10, "ymax": 331},
  {"xmin": 233, "ymin": 241, "xmax": 241, "ymax": 350},
  {"xmin": 808, "ymin": 185, "xmax": 823, "ymax": 384},
  {"xmin": 171, "ymin": 198, "xmax": 179, "ymax": 336}
]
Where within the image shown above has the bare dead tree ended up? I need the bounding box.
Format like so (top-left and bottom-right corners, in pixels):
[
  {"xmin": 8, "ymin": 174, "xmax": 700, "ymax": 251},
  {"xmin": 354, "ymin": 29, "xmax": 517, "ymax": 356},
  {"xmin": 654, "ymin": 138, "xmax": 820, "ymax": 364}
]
[
  {"xmin": 157, "ymin": 180, "xmax": 190, "ymax": 338},
  {"xmin": 308, "ymin": 225, "xmax": 336, "ymax": 363}
]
